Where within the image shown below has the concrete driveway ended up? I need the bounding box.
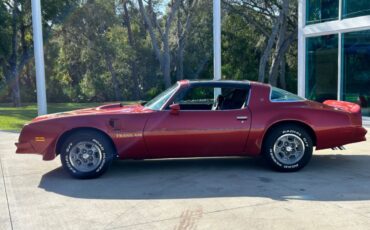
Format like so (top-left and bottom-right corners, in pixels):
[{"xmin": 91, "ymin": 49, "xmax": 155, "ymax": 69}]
[{"xmin": 1, "ymin": 129, "xmax": 370, "ymax": 230}]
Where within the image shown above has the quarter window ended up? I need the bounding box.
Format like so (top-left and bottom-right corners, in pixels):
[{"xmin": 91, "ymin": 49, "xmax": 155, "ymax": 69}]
[{"xmin": 270, "ymin": 87, "xmax": 305, "ymax": 102}]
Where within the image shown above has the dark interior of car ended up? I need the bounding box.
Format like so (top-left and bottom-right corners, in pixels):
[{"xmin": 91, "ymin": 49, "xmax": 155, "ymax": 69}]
[{"xmin": 219, "ymin": 89, "xmax": 248, "ymax": 110}]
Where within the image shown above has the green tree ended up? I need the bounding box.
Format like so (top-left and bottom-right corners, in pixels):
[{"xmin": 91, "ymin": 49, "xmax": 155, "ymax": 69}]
[
  {"xmin": 223, "ymin": 0, "xmax": 298, "ymax": 89},
  {"xmin": 0, "ymin": 0, "xmax": 77, "ymax": 106}
]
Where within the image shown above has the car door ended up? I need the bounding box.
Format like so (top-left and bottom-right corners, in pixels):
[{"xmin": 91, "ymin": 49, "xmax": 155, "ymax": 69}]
[{"xmin": 143, "ymin": 84, "xmax": 252, "ymax": 158}]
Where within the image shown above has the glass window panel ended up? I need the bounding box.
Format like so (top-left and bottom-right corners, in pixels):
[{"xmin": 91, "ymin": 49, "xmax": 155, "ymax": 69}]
[
  {"xmin": 306, "ymin": 35, "xmax": 338, "ymax": 102},
  {"xmin": 180, "ymin": 86, "xmax": 215, "ymax": 104},
  {"xmin": 342, "ymin": 30, "xmax": 370, "ymax": 116},
  {"xmin": 172, "ymin": 86, "xmax": 248, "ymax": 111},
  {"xmin": 144, "ymin": 83, "xmax": 179, "ymax": 110},
  {"xmin": 342, "ymin": 0, "xmax": 370, "ymax": 19},
  {"xmin": 270, "ymin": 87, "xmax": 305, "ymax": 102},
  {"xmin": 306, "ymin": 0, "xmax": 339, "ymax": 25}
]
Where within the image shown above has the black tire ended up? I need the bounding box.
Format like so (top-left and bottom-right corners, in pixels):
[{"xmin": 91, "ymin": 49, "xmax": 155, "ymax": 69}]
[
  {"xmin": 262, "ymin": 124, "xmax": 313, "ymax": 172},
  {"xmin": 60, "ymin": 130, "xmax": 115, "ymax": 179}
]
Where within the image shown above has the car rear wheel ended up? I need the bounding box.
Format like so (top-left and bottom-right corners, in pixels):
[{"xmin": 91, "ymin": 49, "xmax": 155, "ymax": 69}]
[
  {"xmin": 60, "ymin": 130, "xmax": 115, "ymax": 179},
  {"xmin": 263, "ymin": 125, "xmax": 313, "ymax": 172}
]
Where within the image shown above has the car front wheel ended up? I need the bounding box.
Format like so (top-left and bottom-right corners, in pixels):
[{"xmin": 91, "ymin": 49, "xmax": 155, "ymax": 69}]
[
  {"xmin": 263, "ymin": 125, "xmax": 313, "ymax": 172},
  {"xmin": 60, "ymin": 130, "xmax": 115, "ymax": 179}
]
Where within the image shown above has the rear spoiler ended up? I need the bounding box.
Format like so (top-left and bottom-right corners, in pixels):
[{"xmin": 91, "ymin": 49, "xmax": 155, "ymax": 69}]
[
  {"xmin": 323, "ymin": 100, "xmax": 362, "ymax": 125},
  {"xmin": 323, "ymin": 100, "xmax": 361, "ymax": 113}
]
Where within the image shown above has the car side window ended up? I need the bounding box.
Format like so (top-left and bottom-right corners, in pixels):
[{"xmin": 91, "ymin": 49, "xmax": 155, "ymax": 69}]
[
  {"xmin": 179, "ymin": 87, "xmax": 215, "ymax": 105},
  {"xmin": 171, "ymin": 85, "xmax": 249, "ymax": 111}
]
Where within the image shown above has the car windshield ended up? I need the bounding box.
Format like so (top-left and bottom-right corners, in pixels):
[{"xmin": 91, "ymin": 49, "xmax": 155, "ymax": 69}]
[
  {"xmin": 144, "ymin": 83, "xmax": 179, "ymax": 110},
  {"xmin": 270, "ymin": 87, "xmax": 305, "ymax": 102}
]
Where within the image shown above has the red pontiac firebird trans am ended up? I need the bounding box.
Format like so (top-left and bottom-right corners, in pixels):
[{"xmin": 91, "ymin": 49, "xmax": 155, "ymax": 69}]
[{"xmin": 16, "ymin": 80, "xmax": 367, "ymax": 178}]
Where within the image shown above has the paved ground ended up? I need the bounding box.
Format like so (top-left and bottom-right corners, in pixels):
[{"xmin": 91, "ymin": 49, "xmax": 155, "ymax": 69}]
[{"xmin": 1, "ymin": 128, "xmax": 370, "ymax": 230}]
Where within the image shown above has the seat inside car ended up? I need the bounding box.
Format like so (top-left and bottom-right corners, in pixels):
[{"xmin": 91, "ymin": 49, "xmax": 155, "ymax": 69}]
[{"xmin": 221, "ymin": 89, "xmax": 247, "ymax": 110}]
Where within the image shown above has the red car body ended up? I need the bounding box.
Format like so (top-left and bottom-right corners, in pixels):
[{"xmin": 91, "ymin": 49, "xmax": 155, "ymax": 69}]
[{"xmin": 16, "ymin": 80, "xmax": 367, "ymax": 161}]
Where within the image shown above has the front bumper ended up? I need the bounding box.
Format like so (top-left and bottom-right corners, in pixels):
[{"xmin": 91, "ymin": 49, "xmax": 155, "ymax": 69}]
[
  {"xmin": 15, "ymin": 138, "xmax": 57, "ymax": 161},
  {"xmin": 15, "ymin": 123, "xmax": 59, "ymax": 161},
  {"xmin": 15, "ymin": 142, "xmax": 36, "ymax": 154}
]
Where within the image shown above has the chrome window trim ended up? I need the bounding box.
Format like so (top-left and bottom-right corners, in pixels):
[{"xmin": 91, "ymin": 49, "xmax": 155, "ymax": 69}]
[{"xmin": 162, "ymin": 108, "xmax": 248, "ymax": 112}]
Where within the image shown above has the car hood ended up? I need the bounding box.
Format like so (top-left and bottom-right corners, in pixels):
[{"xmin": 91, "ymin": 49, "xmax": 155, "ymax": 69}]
[{"xmin": 32, "ymin": 103, "xmax": 152, "ymax": 122}]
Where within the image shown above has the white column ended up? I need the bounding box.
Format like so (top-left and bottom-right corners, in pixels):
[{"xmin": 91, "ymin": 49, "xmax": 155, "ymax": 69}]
[
  {"xmin": 338, "ymin": 0, "xmax": 342, "ymax": 101},
  {"xmin": 31, "ymin": 0, "xmax": 47, "ymax": 115},
  {"xmin": 213, "ymin": 0, "xmax": 221, "ymax": 81},
  {"xmin": 297, "ymin": 0, "xmax": 306, "ymax": 98},
  {"xmin": 337, "ymin": 33, "xmax": 342, "ymax": 100},
  {"xmin": 213, "ymin": 0, "xmax": 222, "ymax": 98}
]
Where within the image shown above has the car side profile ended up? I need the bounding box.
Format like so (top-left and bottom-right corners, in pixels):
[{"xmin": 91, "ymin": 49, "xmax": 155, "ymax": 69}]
[{"xmin": 16, "ymin": 80, "xmax": 367, "ymax": 178}]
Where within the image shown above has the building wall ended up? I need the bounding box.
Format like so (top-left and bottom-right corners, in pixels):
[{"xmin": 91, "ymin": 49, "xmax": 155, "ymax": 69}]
[{"xmin": 298, "ymin": 0, "xmax": 370, "ymax": 117}]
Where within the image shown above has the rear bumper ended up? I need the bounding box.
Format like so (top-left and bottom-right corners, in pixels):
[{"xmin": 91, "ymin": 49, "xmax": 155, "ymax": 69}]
[
  {"xmin": 316, "ymin": 126, "xmax": 367, "ymax": 150},
  {"xmin": 352, "ymin": 126, "xmax": 367, "ymax": 142}
]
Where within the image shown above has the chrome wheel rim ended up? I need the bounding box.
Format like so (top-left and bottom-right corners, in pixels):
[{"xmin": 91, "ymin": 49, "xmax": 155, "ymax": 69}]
[
  {"xmin": 273, "ymin": 134, "xmax": 305, "ymax": 165},
  {"xmin": 69, "ymin": 141, "xmax": 103, "ymax": 172}
]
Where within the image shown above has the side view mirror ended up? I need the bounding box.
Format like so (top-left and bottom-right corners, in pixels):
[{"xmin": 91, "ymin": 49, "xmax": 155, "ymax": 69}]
[{"xmin": 170, "ymin": 103, "xmax": 180, "ymax": 115}]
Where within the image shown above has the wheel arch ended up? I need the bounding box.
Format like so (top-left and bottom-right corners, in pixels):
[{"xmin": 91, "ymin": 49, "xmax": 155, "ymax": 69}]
[
  {"xmin": 55, "ymin": 127, "xmax": 117, "ymax": 156},
  {"xmin": 262, "ymin": 120, "xmax": 317, "ymax": 147}
]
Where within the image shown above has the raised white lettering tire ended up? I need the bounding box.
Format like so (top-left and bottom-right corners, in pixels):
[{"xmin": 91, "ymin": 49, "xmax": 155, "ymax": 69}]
[
  {"xmin": 60, "ymin": 130, "xmax": 114, "ymax": 179},
  {"xmin": 263, "ymin": 125, "xmax": 313, "ymax": 172}
]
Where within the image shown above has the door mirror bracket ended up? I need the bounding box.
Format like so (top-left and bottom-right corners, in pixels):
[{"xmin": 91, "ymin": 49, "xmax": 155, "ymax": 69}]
[{"xmin": 170, "ymin": 104, "xmax": 180, "ymax": 115}]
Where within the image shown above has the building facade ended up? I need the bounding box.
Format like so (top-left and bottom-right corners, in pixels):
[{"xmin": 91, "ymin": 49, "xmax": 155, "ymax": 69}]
[{"xmin": 298, "ymin": 0, "xmax": 370, "ymax": 117}]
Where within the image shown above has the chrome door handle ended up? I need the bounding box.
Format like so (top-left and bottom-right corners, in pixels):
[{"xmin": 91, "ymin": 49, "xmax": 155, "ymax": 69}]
[{"xmin": 236, "ymin": 116, "xmax": 248, "ymax": 120}]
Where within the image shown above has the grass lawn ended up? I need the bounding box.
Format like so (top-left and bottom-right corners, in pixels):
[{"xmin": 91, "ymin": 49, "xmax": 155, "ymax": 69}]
[{"xmin": 0, "ymin": 103, "xmax": 102, "ymax": 131}]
